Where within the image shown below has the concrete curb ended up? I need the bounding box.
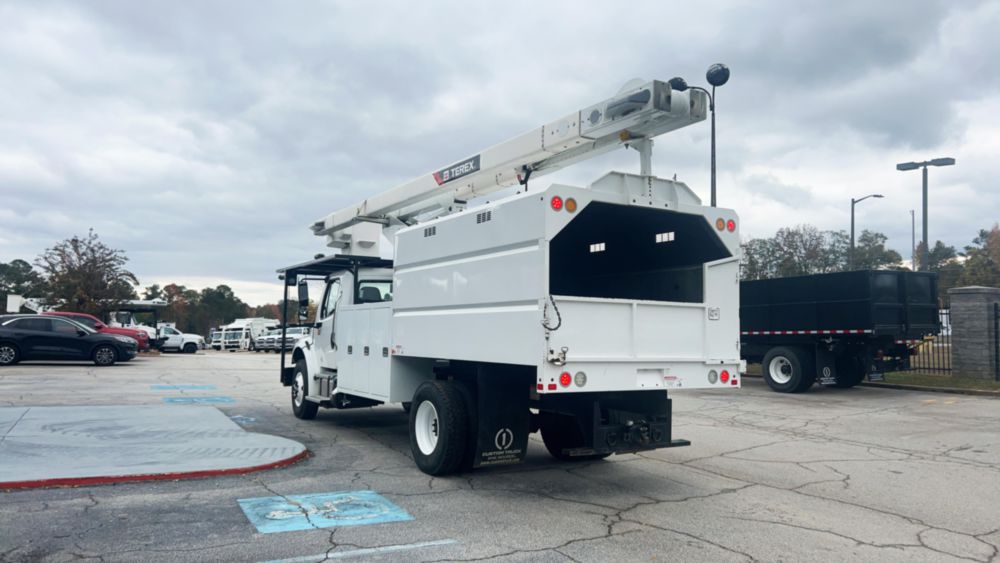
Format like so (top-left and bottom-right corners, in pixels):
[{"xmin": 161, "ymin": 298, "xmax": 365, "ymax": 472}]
[
  {"xmin": 744, "ymin": 373, "xmax": 1000, "ymax": 397},
  {"xmin": 0, "ymin": 450, "xmax": 310, "ymax": 491},
  {"xmin": 859, "ymin": 382, "xmax": 1000, "ymax": 397}
]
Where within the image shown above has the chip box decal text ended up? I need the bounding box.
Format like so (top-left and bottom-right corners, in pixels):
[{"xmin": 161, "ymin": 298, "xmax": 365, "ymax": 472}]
[{"xmin": 433, "ymin": 155, "xmax": 480, "ymax": 185}]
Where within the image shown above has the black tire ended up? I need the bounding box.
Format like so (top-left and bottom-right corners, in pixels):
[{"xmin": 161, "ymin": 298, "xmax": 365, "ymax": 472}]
[
  {"xmin": 831, "ymin": 353, "xmax": 865, "ymax": 388},
  {"xmin": 93, "ymin": 345, "xmax": 118, "ymax": 367},
  {"xmin": 183, "ymin": 342, "xmax": 198, "ymax": 354},
  {"xmin": 409, "ymin": 380, "xmax": 469, "ymax": 476},
  {"xmin": 291, "ymin": 360, "xmax": 319, "ymax": 420},
  {"xmin": 0, "ymin": 342, "xmax": 20, "ymax": 366},
  {"xmin": 762, "ymin": 346, "xmax": 814, "ymax": 393},
  {"xmin": 540, "ymin": 413, "xmax": 610, "ymax": 461},
  {"xmin": 248, "ymin": 341, "xmax": 256, "ymax": 352}
]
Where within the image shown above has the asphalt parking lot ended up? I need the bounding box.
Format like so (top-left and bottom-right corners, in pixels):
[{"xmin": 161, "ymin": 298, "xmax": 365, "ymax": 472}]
[{"xmin": 1, "ymin": 352, "xmax": 999, "ymax": 563}]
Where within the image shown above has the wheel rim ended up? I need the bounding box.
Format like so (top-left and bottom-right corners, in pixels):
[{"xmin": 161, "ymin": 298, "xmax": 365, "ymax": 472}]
[
  {"xmin": 414, "ymin": 400, "xmax": 440, "ymax": 455},
  {"xmin": 95, "ymin": 347, "xmax": 115, "ymax": 365},
  {"xmin": 769, "ymin": 355, "xmax": 793, "ymax": 384},
  {"xmin": 293, "ymin": 372, "xmax": 305, "ymax": 407},
  {"xmin": 0, "ymin": 346, "xmax": 15, "ymax": 364}
]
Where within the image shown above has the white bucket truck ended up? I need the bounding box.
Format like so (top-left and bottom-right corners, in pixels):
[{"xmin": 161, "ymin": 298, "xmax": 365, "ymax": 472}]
[{"xmin": 278, "ymin": 79, "xmax": 741, "ymax": 475}]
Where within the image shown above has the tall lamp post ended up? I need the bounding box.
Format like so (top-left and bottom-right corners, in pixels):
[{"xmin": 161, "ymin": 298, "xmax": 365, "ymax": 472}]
[
  {"xmin": 668, "ymin": 63, "xmax": 730, "ymax": 207},
  {"xmin": 896, "ymin": 157, "xmax": 956, "ymax": 270},
  {"xmin": 850, "ymin": 194, "xmax": 884, "ymax": 270}
]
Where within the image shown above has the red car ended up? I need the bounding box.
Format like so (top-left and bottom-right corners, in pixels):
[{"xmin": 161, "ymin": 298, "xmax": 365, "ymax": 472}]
[{"xmin": 43, "ymin": 311, "xmax": 150, "ymax": 351}]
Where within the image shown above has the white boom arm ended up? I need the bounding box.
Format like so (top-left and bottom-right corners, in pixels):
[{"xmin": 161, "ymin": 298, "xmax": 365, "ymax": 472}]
[{"xmin": 312, "ymin": 79, "xmax": 708, "ymax": 245}]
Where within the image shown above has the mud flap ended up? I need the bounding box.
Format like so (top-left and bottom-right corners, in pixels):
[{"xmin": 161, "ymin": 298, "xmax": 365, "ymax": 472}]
[
  {"xmin": 470, "ymin": 367, "xmax": 531, "ymax": 468},
  {"xmin": 815, "ymin": 346, "xmax": 837, "ymax": 386}
]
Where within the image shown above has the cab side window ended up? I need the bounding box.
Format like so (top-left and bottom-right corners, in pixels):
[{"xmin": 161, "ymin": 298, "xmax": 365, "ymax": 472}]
[{"xmin": 320, "ymin": 279, "xmax": 341, "ymax": 319}]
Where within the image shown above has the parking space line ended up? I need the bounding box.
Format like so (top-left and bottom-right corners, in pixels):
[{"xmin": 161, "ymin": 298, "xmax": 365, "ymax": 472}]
[
  {"xmin": 162, "ymin": 396, "xmax": 235, "ymax": 404},
  {"xmin": 259, "ymin": 539, "xmax": 459, "ymax": 563},
  {"xmin": 150, "ymin": 384, "xmax": 217, "ymax": 390}
]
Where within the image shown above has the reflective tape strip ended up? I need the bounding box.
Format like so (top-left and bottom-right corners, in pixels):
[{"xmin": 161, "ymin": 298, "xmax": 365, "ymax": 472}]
[{"xmin": 740, "ymin": 329, "xmax": 874, "ymax": 336}]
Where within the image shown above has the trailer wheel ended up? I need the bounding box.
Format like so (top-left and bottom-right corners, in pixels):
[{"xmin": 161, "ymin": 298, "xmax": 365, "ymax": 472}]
[
  {"xmin": 540, "ymin": 413, "xmax": 610, "ymax": 462},
  {"xmin": 832, "ymin": 354, "xmax": 865, "ymax": 388},
  {"xmin": 409, "ymin": 380, "xmax": 469, "ymax": 476},
  {"xmin": 291, "ymin": 360, "xmax": 319, "ymax": 420},
  {"xmin": 762, "ymin": 347, "xmax": 814, "ymax": 393}
]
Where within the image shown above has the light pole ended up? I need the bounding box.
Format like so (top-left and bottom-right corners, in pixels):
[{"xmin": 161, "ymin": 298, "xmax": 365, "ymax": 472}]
[
  {"xmin": 896, "ymin": 157, "xmax": 955, "ymax": 270},
  {"xmin": 668, "ymin": 63, "xmax": 730, "ymax": 207},
  {"xmin": 850, "ymin": 194, "xmax": 884, "ymax": 270}
]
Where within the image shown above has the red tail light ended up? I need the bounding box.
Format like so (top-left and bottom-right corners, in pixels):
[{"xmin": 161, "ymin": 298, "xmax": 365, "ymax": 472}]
[
  {"xmin": 559, "ymin": 372, "xmax": 571, "ymax": 387},
  {"xmin": 547, "ymin": 383, "xmax": 557, "ymax": 390},
  {"xmin": 720, "ymin": 370, "xmax": 730, "ymax": 383},
  {"xmin": 727, "ymin": 219, "xmax": 736, "ymax": 232},
  {"xmin": 550, "ymin": 196, "xmax": 563, "ymax": 211}
]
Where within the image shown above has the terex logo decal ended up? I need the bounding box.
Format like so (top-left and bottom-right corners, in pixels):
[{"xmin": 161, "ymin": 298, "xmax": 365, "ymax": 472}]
[{"xmin": 432, "ymin": 155, "xmax": 480, "ymax": 186}]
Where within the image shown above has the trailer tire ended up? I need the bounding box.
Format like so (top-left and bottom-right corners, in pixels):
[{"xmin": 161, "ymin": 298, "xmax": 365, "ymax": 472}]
[
  {"xmin": 540, "ymin": 413, "xmax": 610, "ymax": 461},
  {"xmin": 762, "ymin": 346, "xmax": 814, "ymax": 393},
  {"xmin": 409, "ymin": 380, "xmax": 469, "ymax": 476},
  {"xmin": 832, "ymin": 354, "xmax": 865, "ymax": 388},
  {"xmin": 291, "ymin": 360, "xmax": 319, "ymax": 420}
]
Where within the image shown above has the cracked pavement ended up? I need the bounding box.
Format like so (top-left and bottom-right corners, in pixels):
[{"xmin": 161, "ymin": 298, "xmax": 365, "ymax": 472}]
[{"xmin": 1, "ymin": 352, "xmax": 998, "ymax": 562}]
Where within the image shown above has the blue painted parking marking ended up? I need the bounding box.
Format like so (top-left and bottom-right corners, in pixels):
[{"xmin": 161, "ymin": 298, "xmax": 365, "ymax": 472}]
[
  {"xmin": 238, "ymin": 491, "xmax": 412, "ymax": 534},
  {"xmin": 162, "ymin": 396, "xmax": 235, "ymax": 404},
  {"xmin": 150, "ymin": 384, "xmax": 217, "ymax": 390}
]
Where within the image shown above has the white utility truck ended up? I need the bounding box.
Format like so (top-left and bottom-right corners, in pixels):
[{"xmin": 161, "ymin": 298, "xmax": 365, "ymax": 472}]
[
  {"xmin": 221, "ymin": 318, "xmax": 277, "ymax": 351},
  {"xmin": 278, "ymin": 78, "xmax": 742, "ymax": 475}
]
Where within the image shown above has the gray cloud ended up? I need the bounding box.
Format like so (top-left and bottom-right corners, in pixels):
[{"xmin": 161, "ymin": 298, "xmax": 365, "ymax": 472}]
[{"xmin": 0, "ymin": 0, "xmax": 997, "ymax": 303}]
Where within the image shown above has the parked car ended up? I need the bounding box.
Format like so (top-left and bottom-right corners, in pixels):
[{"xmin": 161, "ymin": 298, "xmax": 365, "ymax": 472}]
[
  {"xmin": 254, "ymin": 330, "xmax": 275, "ymax": 353},
  {"xmin": 277, "ymin": 326, "xmax": 311, "ymax": 351},
  {"xmin": 158, "ymin": 325, "xmax": 206, "ymax": 354},
  {"xmin": 43, "ymin": 311, "xmax": 150, "ymax": 351},
  {"xmin": 0, "ymin": 314, "xmax": 138, "ymax": 366}
]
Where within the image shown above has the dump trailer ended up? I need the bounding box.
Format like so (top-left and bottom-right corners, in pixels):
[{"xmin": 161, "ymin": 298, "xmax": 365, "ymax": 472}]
[
  {"xmin": 740, "ymin": 270, "xmax": 939, "ymax": 393},
  {"xmin": 277, "ymin": 78, "xmax": 742, "ymax": 475}
]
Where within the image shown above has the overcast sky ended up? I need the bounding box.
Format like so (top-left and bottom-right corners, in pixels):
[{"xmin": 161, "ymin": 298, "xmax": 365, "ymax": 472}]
[{"xmin": 1, "ymin": 0, "xmax": 997, "ymax": 305}]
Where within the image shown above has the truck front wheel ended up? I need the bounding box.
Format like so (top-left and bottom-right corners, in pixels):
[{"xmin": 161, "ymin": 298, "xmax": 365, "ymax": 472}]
[
  {"xmin": 291, "ymin": 360, "xmax": 319, "ymax": 420},
  {"xmin": 762, "ymin": 346, "xmax": 814, "ymax": 393},
  {"xmin": 540, "ymin": 413, "xmax": 610, "ymax": 462},
  {"xmin": 409, "ymin": 380, "xmax": 469, "ymax": 476}
]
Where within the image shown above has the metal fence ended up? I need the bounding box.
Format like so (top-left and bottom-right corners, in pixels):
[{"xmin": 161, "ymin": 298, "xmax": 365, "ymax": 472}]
[{"xmin": 904, "ymin": 309, "xmax": 952, "ymax": 374}]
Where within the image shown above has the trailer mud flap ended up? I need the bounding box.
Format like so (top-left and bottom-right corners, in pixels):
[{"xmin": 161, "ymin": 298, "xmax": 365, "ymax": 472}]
[{"xmin": 470, "ymin": 369, "xmax": 530, "ymax": 468}]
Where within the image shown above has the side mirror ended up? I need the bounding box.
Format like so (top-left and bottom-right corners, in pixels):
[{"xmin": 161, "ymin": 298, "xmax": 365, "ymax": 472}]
[{"xmin": 297, "ymin": 281, "xmax": 309, "ymax": 321}]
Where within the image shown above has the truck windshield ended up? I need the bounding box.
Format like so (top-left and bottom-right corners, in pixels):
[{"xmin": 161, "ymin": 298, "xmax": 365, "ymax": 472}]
[
  {"xmin": 223, "ymin": 331, "xmax": 241, "ymax": 341},
  {"xmin": 549, "ymin": 203, "xmax": 731, "ymax": 303}
]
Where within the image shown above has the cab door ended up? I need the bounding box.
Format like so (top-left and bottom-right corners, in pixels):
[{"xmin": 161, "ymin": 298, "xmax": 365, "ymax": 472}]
[{"xmin": 315, "ymin": 276, "xmax": 342, "ymax": 370}]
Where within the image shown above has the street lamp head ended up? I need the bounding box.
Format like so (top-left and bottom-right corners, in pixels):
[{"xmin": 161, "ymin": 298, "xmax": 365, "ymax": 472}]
[
  {"xmin": 930, "ymin": 157, "xmax": 956, "ymax": 167},
  {"xmin": 706, "ymin": 63, "xmax": 730, "ymax": 87},
  {"xmin": 874, "ymin": 194, "xmax": 884, "ymax": 198},
  {"xmin": 667, "ymin": 76, "xmax": 689, "ymax": 92},
  {"xmin": 896, "ymin": 162, "xmax": 920, "ymax": 171}
]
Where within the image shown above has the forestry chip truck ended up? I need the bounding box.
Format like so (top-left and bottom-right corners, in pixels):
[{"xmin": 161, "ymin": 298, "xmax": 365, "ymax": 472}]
[{"xmin": 277, "ymin": 78, "xmax": 742, "ymax": 475}]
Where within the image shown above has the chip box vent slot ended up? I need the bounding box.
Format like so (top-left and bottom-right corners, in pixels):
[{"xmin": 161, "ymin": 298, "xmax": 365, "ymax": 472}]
[{"xmin": 476, "ymin": 210, "xmax": 492, "ymax": 224}]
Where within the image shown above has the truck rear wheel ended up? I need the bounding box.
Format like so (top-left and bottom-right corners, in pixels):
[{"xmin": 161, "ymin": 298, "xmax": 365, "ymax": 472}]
[
  {"xmin": 832, "ymin": 354, "xmax": 865, "ymax": 388},
  {"xmin": 540, "ymin": 413, "xmax": 610, "ymax": 462},
  {"xmin": 291, "ymin": 360, "xmax": 319, "ymax": 420},
  {"xmin": 409, "ymin": 380, "xmax": 468, "ymax": 476},
  {"xmin": 762, "ymin": 346, "xmax": 814, "ymax": 393}
]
